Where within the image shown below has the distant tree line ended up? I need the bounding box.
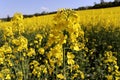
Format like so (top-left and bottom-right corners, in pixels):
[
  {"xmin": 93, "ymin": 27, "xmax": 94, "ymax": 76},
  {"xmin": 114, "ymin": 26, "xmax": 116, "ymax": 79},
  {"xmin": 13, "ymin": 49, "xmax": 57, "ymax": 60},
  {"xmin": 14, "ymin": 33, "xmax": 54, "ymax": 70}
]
[
  {"xmin": 0, "ymin": 11, "xmax": 57, "ymax": 21},
  {"xmin": 76, "ymin": 1, "xmax": 120, "ymax": 10},
  {"xmin": 23, "ymin": 11, "xmax": 56, "ymax": 18},
  {"xmin": 1, "ymin": 1, "xmax": 120, "ymax": 21},
  {"xmin": 92, "ymin": 1, "xmax": 120, "ymax": 9}
]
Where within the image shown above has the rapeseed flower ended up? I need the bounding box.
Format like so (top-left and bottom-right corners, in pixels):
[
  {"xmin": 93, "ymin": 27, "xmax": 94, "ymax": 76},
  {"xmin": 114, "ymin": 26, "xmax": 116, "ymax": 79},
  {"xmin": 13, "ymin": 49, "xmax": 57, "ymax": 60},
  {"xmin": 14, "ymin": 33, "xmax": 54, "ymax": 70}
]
[
  {"xmin": 27, "ymin": 48, "xmax": 36, "ymax": 57},
  {"xmin": 5, "ymin": 74, "xmax": 11, "ymax": 80},
  {"xmin": 57, "ymin": 74, "xmax": 64, "ymax": 79},
  {"xmin": 38, "ymin": 48, "xmax": 44, "ymax": 55},
  {"xmin": 105, "ymin": 75, "xmax": 113, "ymax": 80}
]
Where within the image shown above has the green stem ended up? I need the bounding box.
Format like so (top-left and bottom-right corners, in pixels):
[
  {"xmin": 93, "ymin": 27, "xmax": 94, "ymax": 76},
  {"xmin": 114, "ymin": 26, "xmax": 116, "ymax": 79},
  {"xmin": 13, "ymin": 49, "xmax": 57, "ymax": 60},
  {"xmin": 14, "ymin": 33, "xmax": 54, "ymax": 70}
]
[
  {"xmin": 63, "ymin": 44, "xmax": 66, "ymax": 80},
  {"xmin": 56, "ymin": 64, "xmax": 58, "ymax": 80}
]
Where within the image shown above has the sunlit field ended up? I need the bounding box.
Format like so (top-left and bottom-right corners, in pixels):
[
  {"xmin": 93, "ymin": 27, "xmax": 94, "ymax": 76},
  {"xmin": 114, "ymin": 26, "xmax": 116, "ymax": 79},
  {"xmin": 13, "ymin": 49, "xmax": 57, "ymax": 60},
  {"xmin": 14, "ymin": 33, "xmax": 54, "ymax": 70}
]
[{"xmin": 0, "ymin": 7, "xmax": 120, "ymax": 80}]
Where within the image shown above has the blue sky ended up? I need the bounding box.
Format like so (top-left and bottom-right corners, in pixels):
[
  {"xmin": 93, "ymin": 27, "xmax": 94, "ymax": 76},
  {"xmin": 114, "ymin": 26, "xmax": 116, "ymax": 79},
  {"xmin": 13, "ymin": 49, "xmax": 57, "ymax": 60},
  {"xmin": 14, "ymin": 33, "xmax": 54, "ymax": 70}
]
[{"xmin": 0, "ymin": 0, "xmax": 114, "ymax": 18}]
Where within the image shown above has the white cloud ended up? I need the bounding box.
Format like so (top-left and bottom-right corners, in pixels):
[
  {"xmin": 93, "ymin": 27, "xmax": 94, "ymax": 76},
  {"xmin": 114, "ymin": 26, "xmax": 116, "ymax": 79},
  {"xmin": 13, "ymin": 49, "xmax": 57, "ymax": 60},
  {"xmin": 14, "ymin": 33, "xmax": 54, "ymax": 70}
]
[{"xmin": 40, "ymin": 6, "xmax": 49, "ymax": 11}]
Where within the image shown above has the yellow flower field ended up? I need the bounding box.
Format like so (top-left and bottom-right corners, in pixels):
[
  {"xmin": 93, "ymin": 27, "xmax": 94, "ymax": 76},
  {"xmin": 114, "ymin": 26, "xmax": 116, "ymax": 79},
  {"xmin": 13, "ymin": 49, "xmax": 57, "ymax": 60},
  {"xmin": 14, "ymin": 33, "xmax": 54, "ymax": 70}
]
[{"xmin": 0, "ymin": 7, "xmax": 120, "ymax": 80}]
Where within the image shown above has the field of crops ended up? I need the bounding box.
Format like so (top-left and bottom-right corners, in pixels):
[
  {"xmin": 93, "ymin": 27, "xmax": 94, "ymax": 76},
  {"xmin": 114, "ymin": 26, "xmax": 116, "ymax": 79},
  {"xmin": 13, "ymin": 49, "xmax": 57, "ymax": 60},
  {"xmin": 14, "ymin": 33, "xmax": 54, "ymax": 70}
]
[{"xmin": 0, "ymin": 7, "xmax": 120, "ymax": 80}]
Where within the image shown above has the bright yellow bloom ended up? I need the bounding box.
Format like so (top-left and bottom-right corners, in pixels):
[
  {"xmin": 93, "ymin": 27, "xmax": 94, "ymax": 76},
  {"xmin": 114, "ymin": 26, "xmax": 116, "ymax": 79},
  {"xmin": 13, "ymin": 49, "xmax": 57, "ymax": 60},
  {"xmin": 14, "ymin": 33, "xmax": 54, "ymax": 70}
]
[
  {"xmin": 57, "ymin": 74, "xmax": 64, "ymax": 79},
  {"xmin": 5, "ymin": 74, "xmax": 11, "ymax": 80},
  {"xmin": 35, "ymin": 34, "xmax": 43, "ymax": 40},
  {"xmin": 72, "ymin": 73, "xmax": 78, "ymax": 79},
  {"xmin": 115, "ymin": 77, "xmax": 120, "ymax": 80},
  {"xmin": 30, "ymin": 60, "xmax": 39, "ymax": 67},
  {"xmin": 0, "ymin": 73, "xmax": 3, "ymax": 79},
  {"xmin": 67, "ymin": 50, "xmax": 75, "ymax": 65},
  {"xmin": 27, "ymin": 48, "xmax": 36, "ymax": 57},
  {"xmin": 0, "ymin": 58, "xmax": 4, "ymax": 64},
  {"xmin": 67, "ymin": 52, "xmax": 75, "ymax": 59},
  {"xmin": 2, "ymin": 43, "xmax": 12, "ymax": 53},
  {"xmin": 114, "ymin": 65, "xmax": 119, "ymax": 70},
  {"xmin": 73, "ymin": 64, "xmax": 79, "ymax": 70},
  {"xmin": 34, "ymin": 40, "xmax": 38, "ymax": 44},
  {"xmin": 80, "ymin": 72, "xmax": 85, "ymax": 79},
  {"xmin": 12, "ymin": 39, "xmax": 20, "ymax": 46},
  {"xmin": 67, "ymin": 59, "xmax": 75, "ymax": 65},
  {"xmin": 105, "ymin": 75, "xmax": 113, "ymax": 80},
  {"xmin": 32, "ymin": 69, "xmax": 38, "ymax": 76},
  {"xmin": 12, "ymin": 12, "xmax": 23, "ymax": 21},
  {"xmin": 38, "ymin": 48, "xmax": 44, "ymax": 55},
  {"xmin": 12, "ymin": 36, "xmax": 28, "ymax": 52},
  {"xmin": 43, "ymin": 67, "xmax": 47, "ymax": 74},
  {"xmin": 71, "ymin": 43, "xmax": 80, "ymax": 51},
  {"xmin": 108, "ymin": 66, "xmax": 112, "ymax": 72},
  {"xmin": 3, "ymin": 26, "xmax": 14, "ymax": 37}
]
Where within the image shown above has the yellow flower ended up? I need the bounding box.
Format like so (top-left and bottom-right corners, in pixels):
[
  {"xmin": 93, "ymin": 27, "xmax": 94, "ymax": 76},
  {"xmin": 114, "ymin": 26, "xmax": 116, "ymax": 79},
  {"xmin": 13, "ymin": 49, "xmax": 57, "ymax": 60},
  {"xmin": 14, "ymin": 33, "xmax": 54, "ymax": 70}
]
[
  {"xmin": 72, "ymin": 73, "xmax": 78, "ymax": 79},
  {"xmin": 38, "ymin": 48, "xmax": 44, "ymax": 55},
  {"xmin": 0, "ymin": 73, "xmax": 3, "ymax": 79},
  {"xmin": 49, "ymin": 59, "xmax": 56, "ymax": 68},
  {"xmin": 23, "ymin": 52, "xmax": 26, "ymax": 57},
  {"xmin": 30, "ymin": 60, "xmax": 39, "ymax": 67},
  {"xmin": 108, "ymin": 66, "xmax": 112, "ymax": 72},
  {"xmin": 67, "ymin": 59, "xmax": 75, "ymax": 65},
  {"xmin": 3, "ymin": 43, "xmax": 12, "ymax": 53},
  {"xmin": 12, "ymin": 39, "xmax": 20, "ymax": 46},
  {"xmin": 43, "ymin": 68, "xmax": 47, "ymax": 74},
  {"xmin": 71, "ymin": 43, "xmax": 80, "ymax": 51},
  {"xmin": 79, "ymin": 71, "xmax": 85, "ymax": 79},
  {"xmin": 105, "ymin": 75, "xmax": 113, "ymax": 80},
  {"xmin": 57, "ymin": 74, "xmax": 64, "ymax": 79},
  {"xmin": 107, "ymin": 45, "xmax": 112, "ymax": 49},
  {"xmin": 73, "ymin": 64, "xmax": 79, "ymax": 70},
  {"xmin": 5, "ymin": 74, "xmax": 11, "ymax": 80},
  {"xmin": 46, "ymin": 52, "xmax": 53, "ymax": 59},
  {"xmin": 67, "ymin": 52, "xmax": 75, "ymax": 59},
  {"xmin": 32, "ymin": 69, "xmax": 37, "ymax": 75},
  {"xmin": 16, "ymin": 71, "xmax": 23, "ymax": 78},
  {"xmin": 12, "ymin": 36, "xmax": 28, "ymax": 52},
  {"xmin": 18, "ymin": 78, "xmax": 22, "ymax": 80},
  {"xmin": 114, "ymin": 65, "xmax": 119, "ymax": 70},
  {"xmin": 4, "ymin": 26, "xmax": 14, "ymax": 37},
  {"xmin": 12, "ymin": 12, "xmax": 23, "ymax": 21},
  {"xmin": 37, "ymin": 72, "xmax": 41, "ymax": 78},
  {"xmin": 115, "ymin": 77, "xmax": 120, "ymax": 80},
  {"xmin": 0, "ymin": 58, "xmax": 4, "ymax": 64},
  {"xmin": 27, "ymin": 48, "xmax": 36, "ymax": 57},
  {"xmin": 35, "ymin": 34, "xmax": 43, "ymax": 40},
  {"xmin": 8, "ymin": 60, "xmax": 13, "ymax": 67},
  {"xmin": 34, "ymin": 40, "xmax": 38, "ymax": 44}
]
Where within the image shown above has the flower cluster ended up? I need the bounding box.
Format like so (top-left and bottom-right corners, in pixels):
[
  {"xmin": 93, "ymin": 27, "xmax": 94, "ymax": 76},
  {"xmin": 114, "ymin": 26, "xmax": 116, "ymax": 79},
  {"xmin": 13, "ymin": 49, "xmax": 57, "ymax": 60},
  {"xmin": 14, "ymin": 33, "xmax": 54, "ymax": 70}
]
[{"xmin": 0, "ymin": 7, "xmax": 120, "ymax": 80}]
